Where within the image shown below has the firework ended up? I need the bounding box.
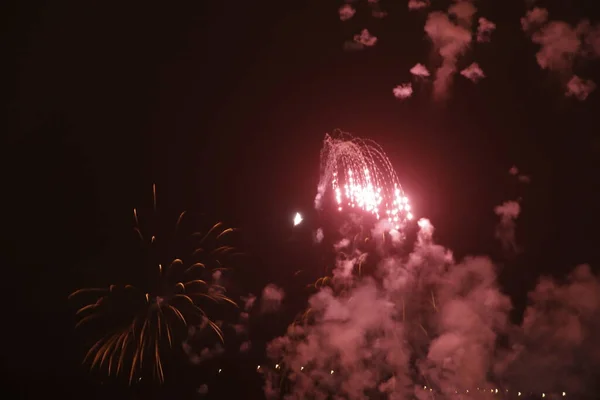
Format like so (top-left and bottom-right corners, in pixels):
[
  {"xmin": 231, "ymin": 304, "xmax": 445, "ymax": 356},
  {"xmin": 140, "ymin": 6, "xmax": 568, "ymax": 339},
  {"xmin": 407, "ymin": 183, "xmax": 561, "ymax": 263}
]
[
  {"xmin": 315, "ymin": 130, "xmax": 413, "ymax": 230},
  {"xmin": 69, "ymin": 186, "xmax": 240, "ymax": 384}
]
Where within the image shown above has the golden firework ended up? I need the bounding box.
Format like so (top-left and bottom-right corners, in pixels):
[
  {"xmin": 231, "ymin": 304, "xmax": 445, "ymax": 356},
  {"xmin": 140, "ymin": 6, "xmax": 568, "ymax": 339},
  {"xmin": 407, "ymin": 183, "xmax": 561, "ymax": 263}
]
[{"xmin": 69, "ymin": 186, "xmax": 241, "ymax": 384}]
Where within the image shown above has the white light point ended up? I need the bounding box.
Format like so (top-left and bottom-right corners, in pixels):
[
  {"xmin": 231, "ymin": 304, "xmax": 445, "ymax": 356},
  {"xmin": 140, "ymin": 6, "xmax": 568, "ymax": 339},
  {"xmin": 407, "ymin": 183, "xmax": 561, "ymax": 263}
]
[{"xmin": 293, "ymin": 212, "xmax": 303, "ymax": 226}]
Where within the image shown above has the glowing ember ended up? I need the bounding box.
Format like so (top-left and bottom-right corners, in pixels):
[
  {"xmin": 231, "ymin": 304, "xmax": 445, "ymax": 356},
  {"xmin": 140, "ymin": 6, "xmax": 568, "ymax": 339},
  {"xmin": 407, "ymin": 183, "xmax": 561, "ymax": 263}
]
[
  {"xmin": 315, "ymin": 130, "xmax": 413, "ymax": 229},
  {"xmin": 293, "ymin": 212, "xmax": 303, "ymax": 226}
]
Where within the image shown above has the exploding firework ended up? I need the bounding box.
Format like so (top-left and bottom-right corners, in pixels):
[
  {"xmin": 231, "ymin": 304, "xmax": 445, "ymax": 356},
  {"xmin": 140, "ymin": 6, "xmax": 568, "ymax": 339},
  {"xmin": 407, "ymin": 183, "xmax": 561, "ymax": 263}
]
[
  {"xmin": 69, "ymin": 185, "xmax": 241, "ymax": 384},
  {"xmin": 315, "ymin": 130, "xmax": 413, "ymax": 230}
]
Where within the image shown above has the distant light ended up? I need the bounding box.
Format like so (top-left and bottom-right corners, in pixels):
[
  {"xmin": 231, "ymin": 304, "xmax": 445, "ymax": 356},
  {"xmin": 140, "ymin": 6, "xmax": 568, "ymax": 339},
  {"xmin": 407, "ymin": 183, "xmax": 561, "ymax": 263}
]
[
  {"xmin": 429, "ymin": 388, "xmax": 432, "ymax": 392},
  {"xmin": 495, "ymin": 389, "xmax": 498, "ymax": 393},
  {"xmin": 275, "ymin": 364, "xmax": 280, "ymax": 370},
  {"xmin": 518, "ymin": 392, "xmax": 521, "ymax": 396},
  {"xmin": 424, "ymin": 386, "xmax": 427, "ymax": 390},
  {"xmin": 563, "ymin": 392, "xmax": 566, "ymax": 397},
  {"xmin": 256, "ymin": 365, "xmax": 261, "ymax": 371},
  {"xmin": 330, "ymin": 370, "xmax": 334, "ymax": 375},
  {"xmin": 293, "ymin": 212, "xmax": 303, "ymax": 226},
  {"xmin": 218, "ymin": 369, "xmax": 221, "ymax": 373},
  {"xmin": 300, "ymin": 366, "xmax": 304, "ymax": 371},
  {"xmin": 542, "ymin": 394, "xmax": 545, "ymax": 398},
  {"xmin": 466, "ymin": 390, "xmax": 469, "ymax": 393}
]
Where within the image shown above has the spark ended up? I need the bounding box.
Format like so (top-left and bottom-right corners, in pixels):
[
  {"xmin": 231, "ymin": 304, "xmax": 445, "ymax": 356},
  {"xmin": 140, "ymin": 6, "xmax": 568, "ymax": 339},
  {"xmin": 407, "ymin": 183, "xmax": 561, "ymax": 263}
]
[
  {"xmin": 293, "ymin": 212, "xmax": 303, "ymax": 226},
  {"xmin": 315, "ymin": 131, "xmax": 413, "ymax": 230}
]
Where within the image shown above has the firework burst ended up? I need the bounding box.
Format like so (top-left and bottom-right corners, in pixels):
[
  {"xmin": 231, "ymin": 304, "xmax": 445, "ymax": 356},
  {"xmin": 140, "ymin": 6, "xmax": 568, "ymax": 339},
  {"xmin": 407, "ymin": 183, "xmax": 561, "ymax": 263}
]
[
  {"xmin": 315, "ymin": 130, "xmax": 413, "ymax": 230},
  {"xmin": 69, "ymin": 185, "xmax": 241, "ymax": 384}
]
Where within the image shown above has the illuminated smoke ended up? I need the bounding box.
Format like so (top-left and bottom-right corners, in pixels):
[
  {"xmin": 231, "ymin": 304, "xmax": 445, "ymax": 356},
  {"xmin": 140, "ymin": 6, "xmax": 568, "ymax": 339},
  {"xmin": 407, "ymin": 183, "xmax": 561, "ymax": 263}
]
[
  {"xmin": 343, "ymin": 29, "xmax": 378, "ymax": 51},
  {"xmin": 393, "ymin": 83, "xmax": 413, "ymax": 99},
  {"xmin": 264, "ymin": 219, "xmax": 511, "ymax": 399},
  {"xmin": 477, "ymin": 17, "xmax": 496, "ymax": 43},
  {"xmin": 531, "ymin": 21, "xmax": 583, "ymax": 72},
  {"xmin": 424, "ymin": 5, "xmax": 474, "ymax": 100},
  {"xmin": 410, "ymin": 63, "xmax": 430, "ymax": 78},
  {"xmin": 261, "ymin": 284, "xmax": 285, "ymax": 313},
  {"xmin": 339, "ymin": 4, "xmax": 356, "ymax": 21},
  {"xmin": 521, "ymin": 7, "xmax": 548, "ymax": 32},
  {"xmin": 521, "ymin": 6, "xmax": 600, "ymax": 99},
  {"xmin": 498, "ymin": 265, "xmax": 600, "ymax": 397},
  {"xmin": 354, "ymin": 29, "xmax": 378, "ymax": 47},
  {"xmin": 408, "ymin": 0, "xmax": 430, "ymax": 11},
  {"xmin": 566, "ymin": 75, "xmax": 597, "ymax": 101},
  {"xmin": 494, "ymin": 200, "xmax": 521, "ymax": 254},
  {"xmin": 460, "ymin": 62, "xmax": 485, "ymax": 83}
]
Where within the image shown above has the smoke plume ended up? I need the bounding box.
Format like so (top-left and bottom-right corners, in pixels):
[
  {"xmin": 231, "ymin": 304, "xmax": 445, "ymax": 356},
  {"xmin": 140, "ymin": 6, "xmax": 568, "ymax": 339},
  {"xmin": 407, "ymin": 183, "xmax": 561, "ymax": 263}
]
[{"xmin": 264, "ymin": 219, "xmax": 512, "ymax": 398}]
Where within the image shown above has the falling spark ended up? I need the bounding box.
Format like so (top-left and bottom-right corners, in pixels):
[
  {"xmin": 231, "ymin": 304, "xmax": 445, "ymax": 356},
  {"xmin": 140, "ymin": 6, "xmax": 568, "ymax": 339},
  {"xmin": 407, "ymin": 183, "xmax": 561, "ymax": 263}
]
[
  {"xmin": 293, "ymin": 212, "xmax": 303, "ymax": 226},
  {"xmin": 315, "ymin": 130, "xmax": 413, "ymax": 230}
]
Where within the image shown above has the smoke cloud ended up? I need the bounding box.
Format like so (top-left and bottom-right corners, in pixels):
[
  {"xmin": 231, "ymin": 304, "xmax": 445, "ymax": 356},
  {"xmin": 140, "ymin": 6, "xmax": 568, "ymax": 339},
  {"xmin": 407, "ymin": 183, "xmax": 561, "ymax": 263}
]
[
  {"xmin": 476, "ymin": 17, "xmax": 496, "ymax": 43},
  {"xmin": 424, "ymin": 0, "xmax": 477, "ymax": 100},
  {"xmin": 339, "ymin": 5, "xmax": 356, "ymax": 22},
  {"xmin": 493, "ymin": 200, "xmax": 521, "ymax": 254},
  {"xmin": 460, "ymin": 62, "xmax": 485, "ymax": 83},
  {"xmin": 410, "ymin": 63, "xmax": 430, "ymax": 78},
  {"xmin": 498, "ymin": 264, "xmax": 600, "ymax": 397},
  {"xmin": 264, "ymin": 219, "xmax": 512, "ymax": 398},
  {"xmin": 521, "ymin": 6, "xmax": 600, "ymax": 99},
  {"xmin": 408, "ymin": 0, "xmax": 429, "ymax": 11},
  {"xmin": 393, "ymin": 83, "xmax": 413, "ymax": 99},
  {"xmin": 261, "ymin": 284, "xmax": 286, "ymax": 313},
  {"xmin": 566, "ymin": 75, "xmax": 597, "ymax": 101},
  {"xmin": 263, "ymin": 207, "xmax": 600, "ymax": 398}
]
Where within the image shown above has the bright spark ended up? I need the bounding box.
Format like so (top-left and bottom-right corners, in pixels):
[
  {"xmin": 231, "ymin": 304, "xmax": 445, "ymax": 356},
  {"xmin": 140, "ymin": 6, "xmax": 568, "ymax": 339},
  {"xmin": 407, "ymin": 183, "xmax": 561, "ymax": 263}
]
[{"xmin": 293, "ymin": 212, "xmax": 303, "ymax": 226}]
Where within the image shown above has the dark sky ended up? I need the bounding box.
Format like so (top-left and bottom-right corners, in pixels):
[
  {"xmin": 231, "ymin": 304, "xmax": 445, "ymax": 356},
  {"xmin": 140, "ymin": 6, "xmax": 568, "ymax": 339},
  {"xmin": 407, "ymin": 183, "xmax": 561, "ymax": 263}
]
[{"xmin": 5, "ymin": 0, "xmax": 600, "ymax": 398}]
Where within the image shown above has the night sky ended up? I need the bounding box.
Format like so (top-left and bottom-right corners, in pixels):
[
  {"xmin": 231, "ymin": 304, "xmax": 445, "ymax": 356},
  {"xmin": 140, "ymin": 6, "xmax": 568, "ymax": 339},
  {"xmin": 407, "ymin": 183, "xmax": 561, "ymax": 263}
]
[{"xmin": 5, "ymin": 0, "xmax": 600, "ymax": 398}]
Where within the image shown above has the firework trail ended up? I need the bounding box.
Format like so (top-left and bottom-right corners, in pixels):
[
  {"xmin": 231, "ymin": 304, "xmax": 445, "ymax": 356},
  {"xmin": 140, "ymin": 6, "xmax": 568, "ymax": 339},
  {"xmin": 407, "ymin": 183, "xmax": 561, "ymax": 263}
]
[{"xmin": 315, "ymin": 130, "xmax": 413, "ymax": 231}]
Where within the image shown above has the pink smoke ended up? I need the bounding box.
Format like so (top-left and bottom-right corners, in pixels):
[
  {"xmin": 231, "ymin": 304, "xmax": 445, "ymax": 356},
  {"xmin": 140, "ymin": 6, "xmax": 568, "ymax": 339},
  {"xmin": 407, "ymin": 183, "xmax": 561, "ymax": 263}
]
[
  {"xmin": 264, "ymin": 219, "xmax": 511, "ymax": 398},
  {"xmin": 460, "ymin": 62, "xmax": 485, "ymax": 83},
  {"xmin": 477, "ymin": 17, "xmax": 496, "ymax": 43},
  {"xmin": 410, "ymin": 63, "xmax": 431, "ymax": 78},
  {"xmin": 424, "ymin": 8, "xmax": 473, "ymax": 100},
  {"xmin": 408, "ymin": 0, "xmax": 429, "ymax": 11},
  {"xmin": 494, "ymin": 200, "xmax": 521, "ymax": 254},
  {"xmin": 393, "ymin": 83, "xmax": 414, "ymax": 99},
  {"xmin": 566, "ymin": 75, "xmax": 597, "ymax": 101},
  {"xmin": 339, "ymin": 4, "xmax": 356, "ymax": 22},
  {"xmin": 261, "ymin": 284, "xmax": 285, "ymax": 313}
]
